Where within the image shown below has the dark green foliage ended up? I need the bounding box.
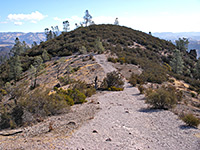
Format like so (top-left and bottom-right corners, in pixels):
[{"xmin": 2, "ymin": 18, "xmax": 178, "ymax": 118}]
[
  {"xmin": 58, "ymin": 75, "xmax": 75, "ymax": 86},
  {"xmin": 101, "ymin": 71, "xmax": 124, "ymax": 90},
  {"xmin": 145, "ymin": 86, "xmax": 179, "ymax": 109},
  {"xmin": 108, "ymin": 86, "xmax": 124, "ymax": 91},
  {"xmin": 170, "ymin": 49, "xmax": 184, "ymax": 74},
  {"xmin": 138, "ymin": 84, "xmax": 145, "ymax": 94},
  {"xmin": 175, "ymin": 37, "xmax": 189, "ymax": 52},
  {"xmin": 0, "ymin": 109, "xmax": 10, "ymax": 129},
  {"xmin": 20, "ymin": 88, "xmax": 69, "ymax": 116},
  {"xmin": 11, "ymin": 106, "xmax": 23, "ymax": 126},
  {"xmin": 67, "ymin": 89, "xmax": 86, "ymax": 104},
  {"xmin": 85, "ymin": 87, "xmax": 96, "ymax": 97},
  {"xmin": 107, "ymin": 57, "xmax": 117, "ymax": 63},
  {"xmin": 129, "ymin": 73, "xmax": 144, "ymax": 86},
  {"xmin": 0, "ymin": 89, "xmax": 7, "ymax": 95},
  {"xmin": 138, "ymin": 61, "xmax": 168, "ymax": 84},
  {"xmin": 191, "ymin": 92, "xmax": 196, "ymax": 98},
  {"xmin": 42, "ymin": 49, "xmax": 51, "ymax": 62},
  {"xmin": 70, "ymin": 80, "xmax": 96, "ymax": 97},
  {"xmin": 95, "ymin": 37, "xmax": 105, "ymax": 53},
  {"xmin": 107, "ymin": 57, "xmax": 126, "ymax": 64},
  {"xmin": 53, "ymin": 88, "xmax": 74, "ymax": 106},
  {"xmin": 182, "ymin": 113, "xmax": 200, "ymax": 127}
]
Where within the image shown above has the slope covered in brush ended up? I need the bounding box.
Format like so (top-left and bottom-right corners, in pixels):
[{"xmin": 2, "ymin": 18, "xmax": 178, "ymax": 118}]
[
  {"xmin": 0, "ymin": 24, "xmax": 199, "ymax": 89},
  {"xmin": 28, "ymin": 24, "xmax": 175, "ymax": 58}
]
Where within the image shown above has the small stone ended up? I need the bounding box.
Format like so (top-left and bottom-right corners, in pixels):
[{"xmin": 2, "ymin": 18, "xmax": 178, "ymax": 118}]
[
  {"xmin": 67, "ymin": 121, "xmax": 76, "ymax": 125},
  {"xmin": 92, "ymin": 130, "xmax": 98, "ymax": 133},
  {"xmin": 106, "ymin": 138, "xmax": 112, "ymax": 141}
]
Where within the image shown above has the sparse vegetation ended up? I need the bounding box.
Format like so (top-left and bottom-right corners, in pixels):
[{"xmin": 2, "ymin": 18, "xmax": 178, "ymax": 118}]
[
  {"xmin": 129, "ymin": 73, "xmax": 143, "ymax": 86},
  {"xmin": 101, "ymin": 71, "xmax": 124, "ymax": 91},
  {"xmin": 138, "ymin": 84, "xmax": 145, "ymax": 94},
  {"xmin": 145, "ymin": 86, "xmax": 179, "ymax": 109},
  {"xmin": 181, "ymin": 113, "xmax": 200, "ymax": 127}
]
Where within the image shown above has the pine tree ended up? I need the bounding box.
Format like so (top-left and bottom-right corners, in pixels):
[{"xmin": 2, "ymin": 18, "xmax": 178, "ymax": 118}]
[
  {"xmin": 95, "ymin": 37, "xmax": 105, "ymax": 53},
  {"xmin": 10, "ymin": 38, "xmax": 23, "ymax": 56},
  {"xmin": 170, "ymin": 49, "xmax": 184, "ymax": 74},
  {"xmin": 79, "ymin": 46, "xmax": 87, "ymax": 54},
  {"xmin": 31, "ymin": 56, "xmax": 43, "ymax": 88},
  {"xmin": 42, "ymin": 49, "xmax": 50, "ymax": 62},
  {"xmin": 195, "ymin": 58, "xmax": 200, "ymax": 79},
  {"xmin": 175, "ymin": 37, "xmax": 189, "ymax": 52},
  {"xmin": 9, "ymin": 56, "xmax": 22, "ymax": 82},
  {"xmin": 83, "ymin": 10, "xmax": 92, "ymax": 26},
  {"xmin": 114, "ymin": 18, "xmax": 119, "ymax": 25}
]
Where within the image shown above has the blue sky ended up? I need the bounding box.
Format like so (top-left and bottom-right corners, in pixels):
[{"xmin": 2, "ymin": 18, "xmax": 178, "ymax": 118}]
[{"xmin": 1, "ymin": 0, "xmax": 200, "ymax": 33}]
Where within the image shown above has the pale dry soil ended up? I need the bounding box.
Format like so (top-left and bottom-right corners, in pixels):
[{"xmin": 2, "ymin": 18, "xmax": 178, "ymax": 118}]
[{"xmin": 0, "ymin": 83, "xmax": 200, "ymax": 150}]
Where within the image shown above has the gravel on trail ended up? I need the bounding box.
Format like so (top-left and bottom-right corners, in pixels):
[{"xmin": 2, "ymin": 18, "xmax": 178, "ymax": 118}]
[{"xmin": 57, "ymin": 84, "xmax": 200, "ymax": 150}]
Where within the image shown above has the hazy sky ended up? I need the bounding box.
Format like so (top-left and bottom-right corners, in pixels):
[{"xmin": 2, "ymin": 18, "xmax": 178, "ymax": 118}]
[{"xmin": 1, "ymin": 0, "xmax": 200, "ymax": 33}]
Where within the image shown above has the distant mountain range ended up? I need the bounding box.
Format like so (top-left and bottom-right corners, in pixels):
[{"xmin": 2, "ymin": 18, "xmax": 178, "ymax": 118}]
[
  {"xmin": 0, "ymin": 32, "xmax": 46, "ymax": 58},
  {"xmin": 0, "ymin": 32, "xmax": 45, "ymax": 46},
  {"xmin": 153, "ymin": 32, "xmax": 200, "ymax": 57}
]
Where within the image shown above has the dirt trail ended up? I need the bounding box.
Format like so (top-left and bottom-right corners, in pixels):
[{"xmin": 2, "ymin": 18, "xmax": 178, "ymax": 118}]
[
  {"xmin": 60, "ymin": 85, "xmax": 200, "ymax": 150},
  {"xmin": 0, "ymin": 54, "xmax": 200, "ymax": 150},
  {"xmin": 94, "ymin": 54, "xmax": 116, "ymax": 74}
]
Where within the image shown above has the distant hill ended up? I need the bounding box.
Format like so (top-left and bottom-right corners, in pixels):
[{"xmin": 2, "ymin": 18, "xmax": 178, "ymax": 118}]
[
  {"xmin": 0, "ymin": 32, "xmax": 46, "ymax": 46},
  {"xmin": 153, "ymin": 32, "xmax": 200, "ymax": 57},
  {"xmin": 0, "ymin": 32, "xmax": 46, "ymax": 58}
]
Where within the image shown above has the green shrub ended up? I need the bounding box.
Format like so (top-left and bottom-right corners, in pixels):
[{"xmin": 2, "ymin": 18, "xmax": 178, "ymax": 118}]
[
  {"xmin": 108, "ymin": 86, "xmax": 124, "ymax": 91},
  {"xmin": 56, "ymin": 88, "xmax": 74, "ymax": 106},
  {"xmin": 85, "ymin": 87, "xmax": 96, "ymax": 97},
  {"xmin": 107, "ymin": 57, "xmax": 117, "ymax": 63},
  {"xmin": 69, "ymin": 80, "xmax": 96, "ymax": 97},
  {"xmin": 176, "ymin": 90, "xmax": 183, "ymax": 101},
  {"xmin": 0, "ymin": 110, "xmax": 10, "ymax": 129},
  {"xmin": 11, "ymin": 106, "xmax": 23, "ymax": 126},
  {"xmin": 67, "ymin": 89, "xmax": 86, "ymax": 104},
  {"xmin": 59, "ymin": 75, "xmax": 74, "ymax": 86},
  {"xmin": 145, "ymin": 86, "xmax": 177, "ymax": 109},
  {"xmin": 129, "ymin": 73, "xmax": 144, "ymax": 86},
  {"xmin": 182, "ymin": 113, "xmax": 200, "ymax": 127},
  {"xmin": 118, "ymin": 57, "xmax": 126, "ymax": 64},
  {"xmin": 101, "ymin": 71, "xmax": 124, "ymax": 90},
  {"xmin": 20, "ymin": 88, "xmax": 69, "ymax": 116},
  {"xmin": 138, "ymin": 84, "xmax": 145, "ymax": 94},
  {"xmin": 0, "ymin": 89, "xmax": 7, "ymax": 95},
  {"xmin": 129, "ymin": 76, "xmax": 137, "ymax": 86}
]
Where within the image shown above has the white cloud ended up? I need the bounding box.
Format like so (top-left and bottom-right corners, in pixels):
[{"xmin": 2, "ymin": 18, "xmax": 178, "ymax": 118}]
[
  {"xmin": 14, "ymin": 22, "xmax": 23, "ymax": 26},
  {"xmin": 31, "ymin": 20, "xmax": 37, "ymax": 24},
  {"xmin": 54, "ymin": 17, "xmax": 63, "ymax": 22},
  {"xmin": 93, "ymin": 16, "xmax": 115, "ymax": 24},
  {"xmin": 7, "ymin": 11, "xmax": 47, "ymax": 24}
]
